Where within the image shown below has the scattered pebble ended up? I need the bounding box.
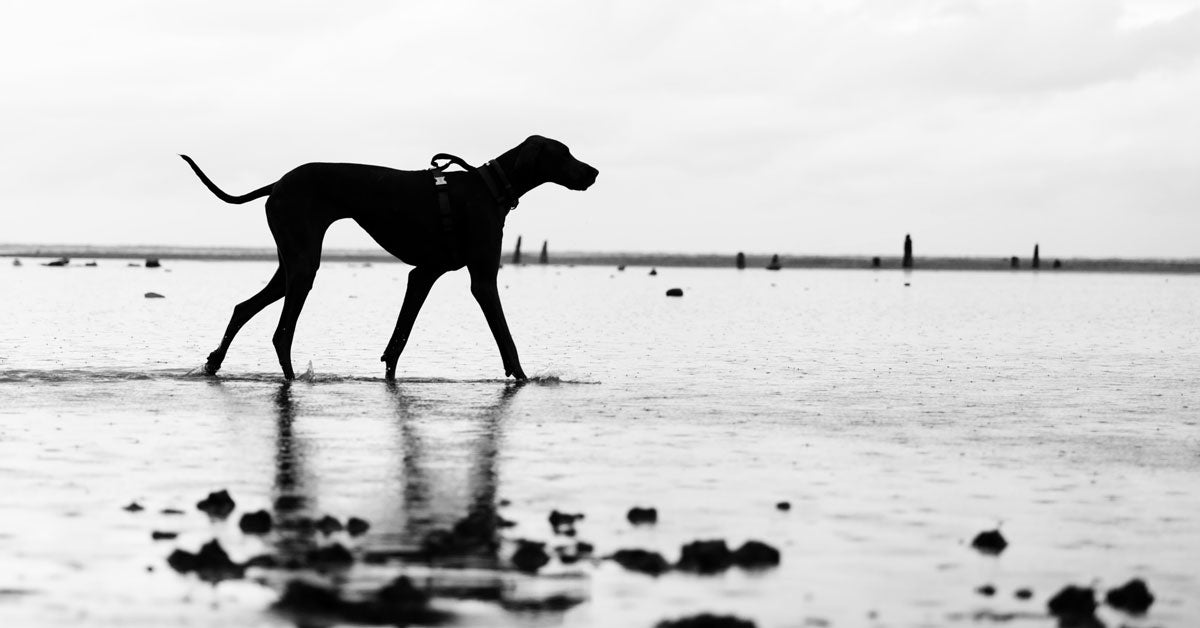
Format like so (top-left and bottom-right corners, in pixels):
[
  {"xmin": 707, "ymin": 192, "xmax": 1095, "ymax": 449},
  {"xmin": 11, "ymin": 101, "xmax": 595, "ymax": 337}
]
[
  {"xmin": 975, "ymin": 584, "xmax": 996, "ymax": 597},
  {"xmin": 665, "ymin": 288, "xmax": 684, "ymax": 297},
  {"xmin": 151, "ymin": 531, "xmax": 178, "ymax": 541},
  {"xmin": 511, "ymin": 540, "xmax": 550, "ymax": 573},
  {"xmin": 1105, "ymin": 578, "xmax": 1154, "ymax": 613},
  {"xmin": 160, "ymin": 508, "xmax": 184, "ymax": 515},
  {"xmin": 1047, "ymin": 585, "xmax": 1097, "ymax": 617},
  {"xmin": 617, "ymin": 265, "xmax": 626, "ymax": 271},
  {"xmin": 167, "ymin": 540, "xmax": 244, "ymax": 582},
  {"xmin": 610, "ymin": 549, "xmax": 670, "ymax": 576},
  {"xmin": 196, "ymin": 490, "xmax": 236, "ymax": 519},
  {"xmin": 677, "ymin": 539, "xmax": 733, "ymax": 574},
  {"xmin": 649, "ymin": 268, "xmax": 658, "ymax": 276},
  {"xmin": 627, "ymin": 506, "xmax": 658, "ymax": 525},
  {"xmin": 731, "ymin": 540, "xmax": 780, "ymax": 569},
  {"xmin": 970, "ymin": 529, "xmax": 1007, "ymax": 555},
  {"xmin": 274, "ymin": 494, "xmax": 305, "ymax": 511},
  {"xmin": 655, "ymin": 613, "xmax": 757, "ymax": 628},
  {"xmin": 145, "ymin": 259, "xmax": 161, "ymax": 268},
  {"xmin": 144, "ymin": 292, "xmax": 165, "ymax": 299},
  {"xmin": 346, "ymin": 517, "xmax": 370, "ymax": 536},
  {"xmin": 775, "ymin": 501, "xmax": 791, "ymax": 512},
  {"xmin": 316, "ymin": 515, "xmax": 343, "ymax": 535},
  {"xmin": 238, "ymin": 510, "xmax": 273, "ymax": 534},
  {"xmin": 122, "ymin": 501, "xmax": 144, "ymax": 512},
  {"xmin": 549, "ymin": 510, "xmax": 584, "ymax": 536},
  {"xmin": 1014, "ymin": 588, "xmax": 1033, "ymax": 600}
]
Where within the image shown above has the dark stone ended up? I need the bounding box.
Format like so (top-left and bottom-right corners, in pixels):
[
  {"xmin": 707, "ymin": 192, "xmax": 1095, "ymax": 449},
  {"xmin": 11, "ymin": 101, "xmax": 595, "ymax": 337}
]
[
  {"xmin": 12, "ymin": 259, "xmax": 21, "ymax": 266},
  {"xmin": 549, "ymin": 510, "xmax": 584, "ymax": 536},
  {"xmin": 610, "ymin": 549, "xmax": 670, "ymax": 576},
  {"xmin": 316, "ymin": 515, "xmax": 343, "ymax": 535},
  {"xmin": 151, "ymin": 531, "xmax": 178, "ymax": 541},
  {"xmin": 766, "ymin": 254, "xmax": 782, "ymax": 271},
  {"xmin": 976, "ymin": 584, "xmax": 996, "ymax": 596},
  {"xmin": 627, "ymin": 506, "xmax": 658, "ymax": 525},
  {"xmin": 85, "ymin": 261, "xmax": 98, "ymax": 267},
  {"xmin": 1047, "ymin": 585, "xmax": 1097, "ymax": 617},
  {"xmin": 43, "ymin": 257, "xmax": 69, "ymax": 267},
  {"xmin": 346, "ymin": 517, "xmax": 370, "ymax": 537},
  {"xmin": 555, "ymin": 540, "xmax": 595, "ymax": 565},
  {"xmin": 665, "ymin": 288, "xmax": 684, "ymax": 297},
  {"xmin": 731, "ymin": 540, "xmax": 780, "ymax": 569},
  {"xmin": 511, "ymin": 540, "xmax": 550, "ymax": 573},
  {"xmin": 161, "ymin": 508, "xmax": 184, "ymax": 515},
  {"xmin": 970, "ymin": 529, "xmax": 1007, "ymax": 555},
  {"xmin": 239, "ymin": 510, "xmax": 273, "ymax": 534},
  {"xmin": 1015, "ymin": 588, "xmax": 1033, "ymax": 600},
  {"xmin": 196, "ymin": 490, "xmax": 235, "ymax": 518},
  {"xmin": 145, "ymin": 258, "xmax": 161, "ymax": 268},
  {"xmin": 649, "ymin": 268, "xmax": 658, "ymax": 276},
  {"xmin": 168, "ymin": 540, "xmax": 245, "ymax": 582},
  {"xmin": 775, "ymin": 501, "xmax": 791, "ymax": 511},
  {"xmin": 1105, "ymin": 578, "xmax": 1154, "ymax": 613},
  {"xmin": 421, "ymin": 510, "xmax": 500, "ymax": 556},
  {"xmin": 122, "ymin": 501, "xmax": 144, "ymax": 512},
  {"xmin": 144, "ymin": 292, "xmax": 165, "ymax": 299},
  {"xmin": 736, "ymin": 252, "xmax": 746, "ymax": 270},
  {"xmin": 677, "ymin": 539, "xmax": 733, "ymax": 574},
  {"xmin": 617, "ymin": 265, "xmax": 626, "ymax": 271},
  {"xmin": 655, "ymin": 613, "xmax": 757, "ymax": 628},
  {"xmin": 275, "ymin": 576, "xmax": 436, "ymax": 625},
  {"xmin": 576, "ymin": 541, "xmax": 594, "ymax": 555}
]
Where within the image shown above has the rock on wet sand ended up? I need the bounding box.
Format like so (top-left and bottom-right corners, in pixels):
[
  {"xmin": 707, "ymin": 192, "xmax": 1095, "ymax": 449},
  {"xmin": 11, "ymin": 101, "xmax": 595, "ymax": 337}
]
[
  {"xmin": 731, "ymin": 540, "xmax": 780, "ymax": 569},
  {"xmin": 1047, "ymin": 585, "xmax": 1097, "ymax": 618},
  {"xmin": 511, "ymin": 540, "xmax": 550, "ymax": 573},
  {"xmin": 970, "ymin": 529, "xmax": 1007, "ymax": 555},
  {"xmin": 238, "ymin": 510, "xmax": 273, "ymax": 534},
  {"xmin": 167, "ymin": 540, "xmax": 245, "ymax": 582},
  {"xmin": 610, "ymin": 549, "xmax": 670, "ymax": 576},
  {"xmin": 549, "ymin": 510, "xmax": 584, "ymax": 536},
  {"xmin": 677, "ymin": 540, "xmax": 733, "ymax": 574},
  {"xmin": 196, "ymin": 490, "xmax": 236, "ymax": 518},
  {"xmin": 346, "ymin": 517, "xmax": 370, "ymax": 536},
  {"xmin": 1105, "ymin": 578, "xmax": 1154, "ymax": 613},
  {"xmin": 627, "ymin": 506, "xmax": 658, "ymax": 525},
  {"xmin": 655, "ymin": 613, "xmax": 757, "ymax": 628},
  {"xmin": 316, "ymin": 515, "xmax": 343, "ymax": 535},
  {"xmin": 275, "ymin": 576, "xmax": 439, "ymax": 625}
]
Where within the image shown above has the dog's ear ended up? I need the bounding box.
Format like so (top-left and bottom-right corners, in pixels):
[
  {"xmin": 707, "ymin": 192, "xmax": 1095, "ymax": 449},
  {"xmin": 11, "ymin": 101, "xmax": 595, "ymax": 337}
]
[{"xmin": 514, "ymin": 137, "xmax": 544, "ymax": 173}]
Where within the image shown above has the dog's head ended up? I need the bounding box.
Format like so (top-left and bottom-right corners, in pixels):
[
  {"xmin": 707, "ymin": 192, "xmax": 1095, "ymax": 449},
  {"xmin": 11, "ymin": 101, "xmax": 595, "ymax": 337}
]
[{"xmin": 514, "ymin": 135, "xmax": 598, "ymax": 191}]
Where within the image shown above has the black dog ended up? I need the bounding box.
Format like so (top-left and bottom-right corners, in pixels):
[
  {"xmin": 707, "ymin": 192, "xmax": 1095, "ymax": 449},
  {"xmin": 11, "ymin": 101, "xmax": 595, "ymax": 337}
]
[{"xmin": 181, "ymin": 135, "xmax": 598, "ymax": 380}]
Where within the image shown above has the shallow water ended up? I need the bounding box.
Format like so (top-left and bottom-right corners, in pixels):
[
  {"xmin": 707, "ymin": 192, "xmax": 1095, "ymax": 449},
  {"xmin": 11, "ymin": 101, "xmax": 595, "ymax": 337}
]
[{"xmin": 1, "ymin": 259, "xmax": 1197, "ymax": 627}]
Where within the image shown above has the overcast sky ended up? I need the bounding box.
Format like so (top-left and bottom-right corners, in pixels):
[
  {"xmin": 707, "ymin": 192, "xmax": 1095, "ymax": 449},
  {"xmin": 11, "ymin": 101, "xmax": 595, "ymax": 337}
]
[{"xmin": 2, "ymin": 0, "xmax": 1198, "ymax": 258}]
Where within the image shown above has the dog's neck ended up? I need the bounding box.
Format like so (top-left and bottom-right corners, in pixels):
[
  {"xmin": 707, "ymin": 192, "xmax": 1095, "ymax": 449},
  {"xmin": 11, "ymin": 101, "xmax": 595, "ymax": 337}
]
[{"xmin": 492, "ymin": 147, "xmax": 545, "ymax": 201}]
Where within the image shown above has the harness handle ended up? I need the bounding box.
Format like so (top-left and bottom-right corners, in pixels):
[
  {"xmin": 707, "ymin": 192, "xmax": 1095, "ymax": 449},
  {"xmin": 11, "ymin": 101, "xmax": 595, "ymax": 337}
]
[{"xmin": 430, "ymin": 153, "xmax": 475, "ymax": 172}]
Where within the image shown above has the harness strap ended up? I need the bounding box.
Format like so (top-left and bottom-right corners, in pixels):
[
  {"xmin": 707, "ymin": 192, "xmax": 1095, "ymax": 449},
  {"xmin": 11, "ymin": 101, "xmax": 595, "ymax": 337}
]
[
  {"xmin": 479, "ymin": 160, "xmax": 519, "ymax": 211},
  {"xmin": 433, "ymin": 174, "xmax": 460, "ymax": 267},
  {"xmin": 430, "ymin": 153, "xmax": 474, "ymax": 172}
]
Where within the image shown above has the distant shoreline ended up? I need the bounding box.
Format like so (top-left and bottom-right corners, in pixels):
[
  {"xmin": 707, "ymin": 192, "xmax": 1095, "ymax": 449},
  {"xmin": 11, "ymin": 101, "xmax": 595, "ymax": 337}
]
[{"xmin": 3, "ymin": 243, "xmax": 1199, "ymax": 274}]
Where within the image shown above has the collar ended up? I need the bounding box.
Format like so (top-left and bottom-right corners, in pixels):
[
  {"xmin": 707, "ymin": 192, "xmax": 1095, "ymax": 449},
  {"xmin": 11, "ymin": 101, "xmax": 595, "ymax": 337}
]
[{"xmin": 478, "ymin": 160, "xmax": 519, "ymax": 212}]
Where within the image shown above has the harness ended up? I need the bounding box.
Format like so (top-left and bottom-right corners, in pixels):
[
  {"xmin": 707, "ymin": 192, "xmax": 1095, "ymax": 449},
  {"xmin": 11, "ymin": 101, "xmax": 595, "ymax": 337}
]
[{"xmin": 427, "ymin": 153, "xmax": 519, "ymax": 266}]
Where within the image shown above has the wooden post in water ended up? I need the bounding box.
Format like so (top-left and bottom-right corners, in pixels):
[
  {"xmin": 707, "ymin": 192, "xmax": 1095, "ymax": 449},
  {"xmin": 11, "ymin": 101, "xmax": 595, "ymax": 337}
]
[
  {"xmin": 1032, "ymin": 244, "xmax": 1040, "ymax": 269},
  {"xmin": 902, "ymin": 235, "xmax": 913, "ymax": 268},
  {"xmin": 513, "ymin": 236, "xmax": 522, "ymax": 265},
  {"xmin": 766, "ymin": 254, "xmax": 782, "ymax": 271},
  {"xmin": 1010, "ymin": 256, "xmax": 1019, "ymax": 268},
  {"xmin": 539, "ymin": 240, "xmax": 548, "ymax": 264},
  {"xmin": 736, "ymin": 252, "xmax": 746, "ymax": 269}
]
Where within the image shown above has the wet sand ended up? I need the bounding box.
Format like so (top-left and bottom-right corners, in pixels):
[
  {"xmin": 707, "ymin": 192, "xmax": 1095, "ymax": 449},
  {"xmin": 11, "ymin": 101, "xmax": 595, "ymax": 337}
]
[{"xmin": 1, "ymin": 261, "xmax": 1197, "ymax": 626}]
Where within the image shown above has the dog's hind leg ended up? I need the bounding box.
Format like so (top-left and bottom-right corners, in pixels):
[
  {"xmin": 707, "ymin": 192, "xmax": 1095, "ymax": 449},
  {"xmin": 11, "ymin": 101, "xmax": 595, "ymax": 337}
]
[
  {"xmin": 204, "ymin": 265, "xmax": 285, "ymax": 375},
  {"xmin": 381, "ymin": 266, "xmax": 444, "ymax": 380},
  {"xmin": 468, "ymin": 263, "xmax": 527, "ymax": 381},
  {"xmin": 269, "ymin": 215, "xmax": 324, "ymax": 380}
]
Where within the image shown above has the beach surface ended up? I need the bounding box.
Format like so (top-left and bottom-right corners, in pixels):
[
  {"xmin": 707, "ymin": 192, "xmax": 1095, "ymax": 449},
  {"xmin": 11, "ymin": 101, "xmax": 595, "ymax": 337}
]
[{"xmin": 0, "ymin": 258, "xmax": 1197, "ymax": 627}]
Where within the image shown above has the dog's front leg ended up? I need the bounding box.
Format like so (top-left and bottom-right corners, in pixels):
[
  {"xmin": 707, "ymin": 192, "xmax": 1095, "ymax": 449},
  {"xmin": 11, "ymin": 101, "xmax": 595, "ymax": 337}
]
[
  {"xmin": 468, "ymin": 264, "xmax": 527, "ymax": 380},
  {"xmin": 381, "ymin": 266, "xmax": 444, "ymax": 380}
]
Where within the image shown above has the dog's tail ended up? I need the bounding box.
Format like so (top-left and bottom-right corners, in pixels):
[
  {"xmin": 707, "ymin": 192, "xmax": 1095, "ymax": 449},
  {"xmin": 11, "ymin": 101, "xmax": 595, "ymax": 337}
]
[{"xmin": 179, "ymin": 155, "xmax": 274, "ymax": 204}]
